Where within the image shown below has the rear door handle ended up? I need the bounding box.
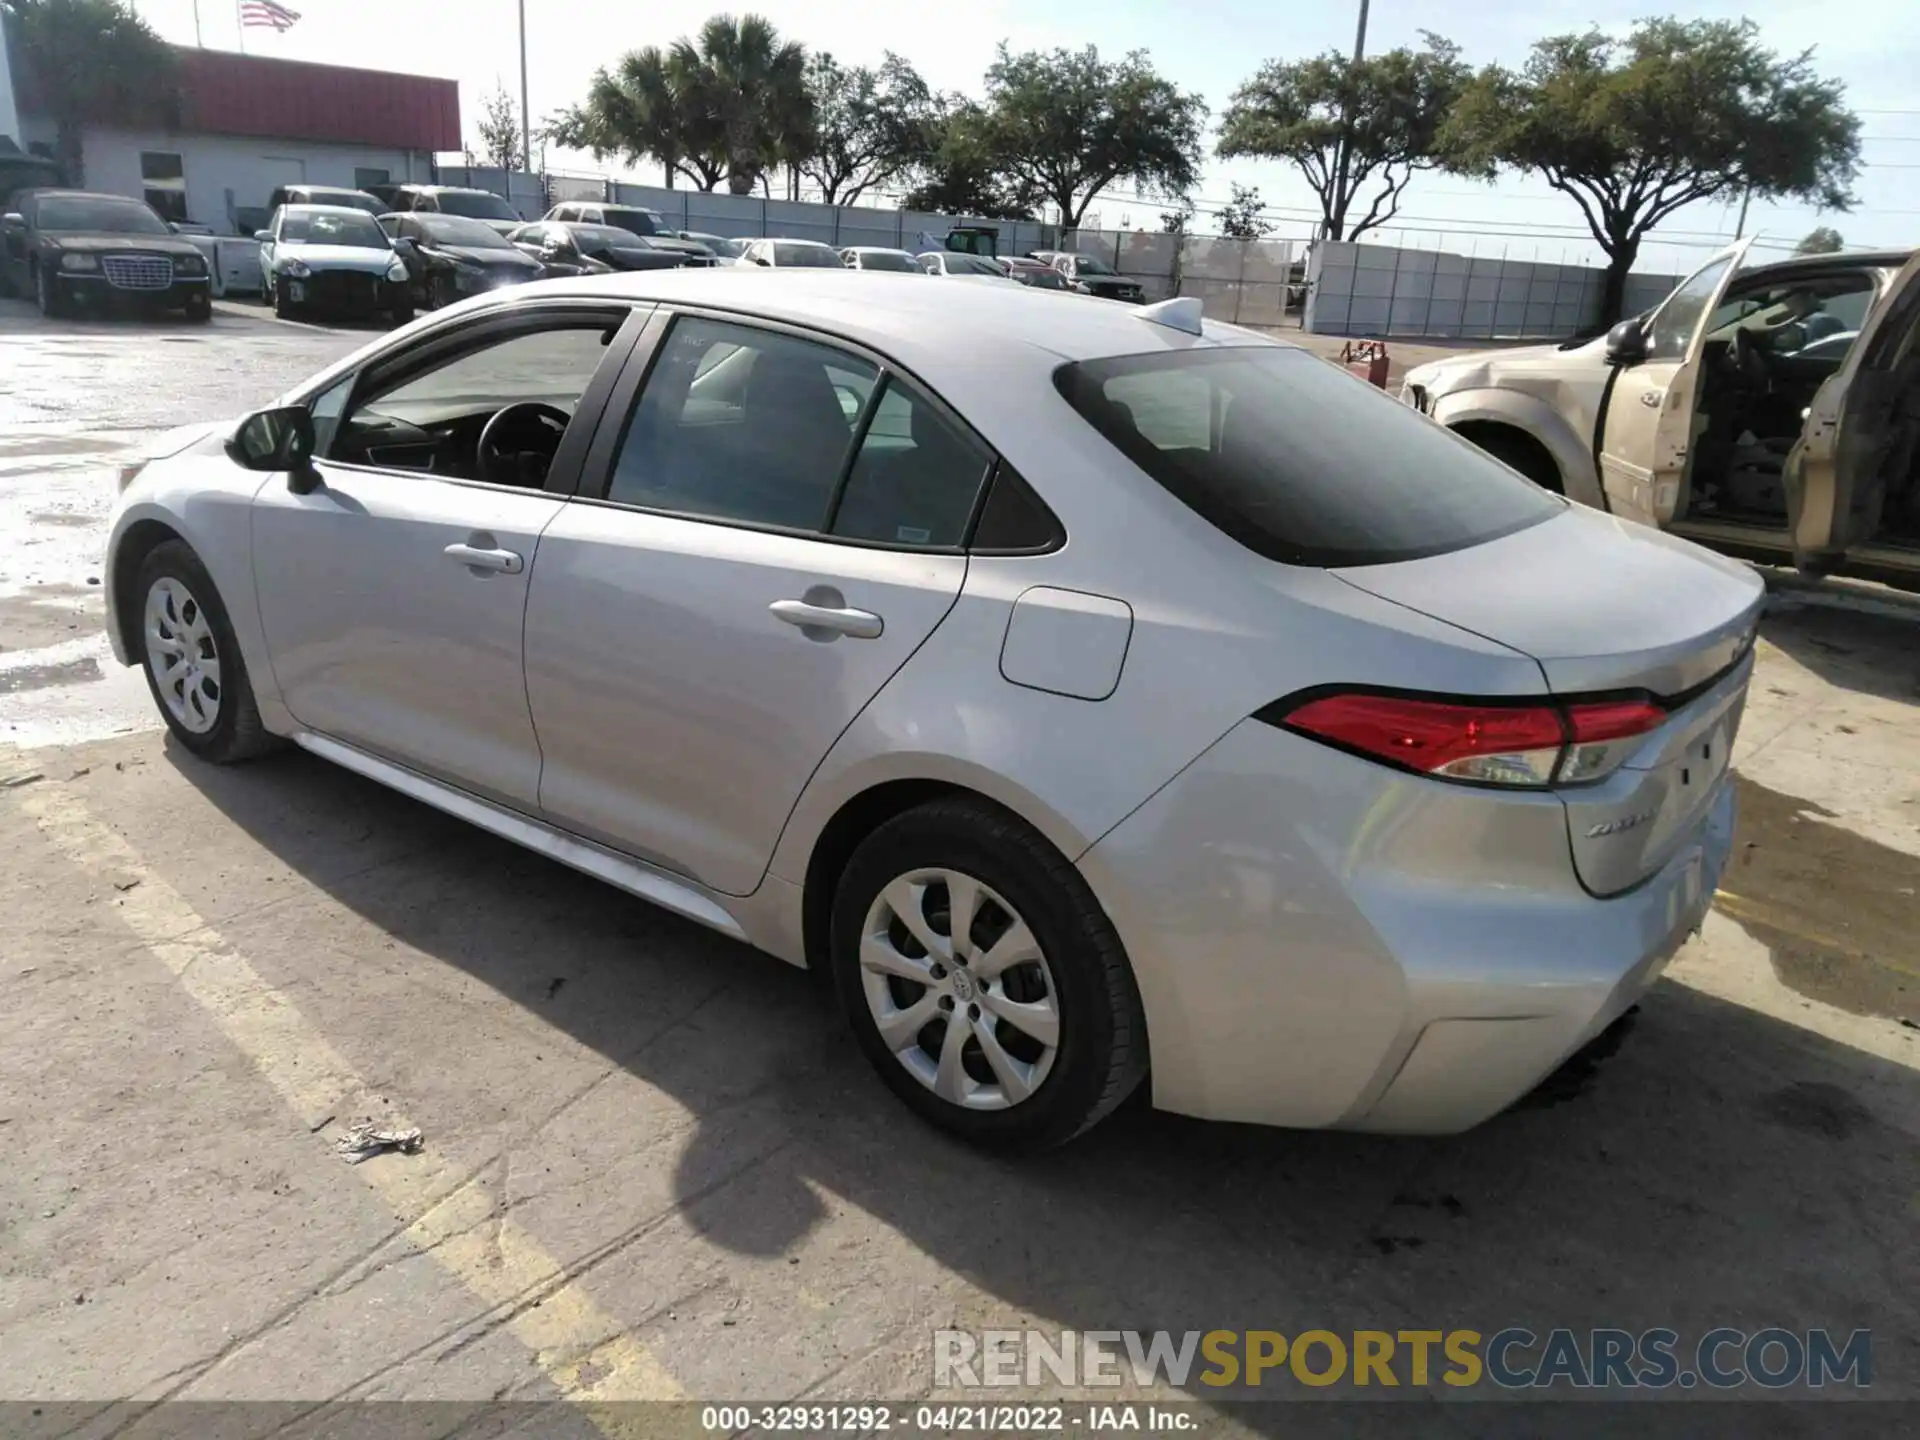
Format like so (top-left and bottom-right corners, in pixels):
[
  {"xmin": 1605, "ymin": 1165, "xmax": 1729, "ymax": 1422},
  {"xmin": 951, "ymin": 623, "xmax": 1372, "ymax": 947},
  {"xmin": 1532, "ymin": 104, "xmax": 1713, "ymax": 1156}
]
[
  {"xmin": 444, "ymin": 542, "xmax": 524, "ymax": 574},
  {"xmin": 770, "ymin": 597, "xmax": 884, "ymax": 640}
]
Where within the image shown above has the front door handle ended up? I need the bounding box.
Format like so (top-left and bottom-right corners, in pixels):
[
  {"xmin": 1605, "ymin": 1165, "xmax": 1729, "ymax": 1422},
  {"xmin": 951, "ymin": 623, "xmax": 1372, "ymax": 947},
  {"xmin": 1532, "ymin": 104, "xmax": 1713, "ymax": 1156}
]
[
  {"xmin": 770, "ymin": 594, "xmax": 883, "ymax": 641},
  {"xmin": 444, "ymin": 542, "xmax": 524, "ymax": 574}
]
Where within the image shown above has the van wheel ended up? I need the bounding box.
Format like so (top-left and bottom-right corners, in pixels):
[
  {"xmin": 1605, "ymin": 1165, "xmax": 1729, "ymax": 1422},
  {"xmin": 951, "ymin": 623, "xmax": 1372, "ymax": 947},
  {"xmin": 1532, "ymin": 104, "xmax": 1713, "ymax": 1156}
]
[
  {"xmin": 133, "ymin": 540, "xmax": 280, "ymax": 764},
  {"xmin": 829, "ymin": 797, "xmax": 1148, "ymax": 1151}
]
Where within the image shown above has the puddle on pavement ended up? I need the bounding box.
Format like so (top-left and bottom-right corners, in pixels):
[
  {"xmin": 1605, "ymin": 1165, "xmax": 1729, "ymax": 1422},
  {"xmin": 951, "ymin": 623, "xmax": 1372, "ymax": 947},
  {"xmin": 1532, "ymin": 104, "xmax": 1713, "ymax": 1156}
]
[
  {"xmin": 1719, "ymin": 773, "xmax": 1920, "ymax": 1023},
  {"xmin": 0, "ymin": 655, "xmax": 100, "ymax": 693},
  {"xmin": 29, "ymin": 511, "xmax": 98, "ymax": 528},
  {"xmin": 0, "ymin": 591, "xmax": 103, "ymax": 652}
]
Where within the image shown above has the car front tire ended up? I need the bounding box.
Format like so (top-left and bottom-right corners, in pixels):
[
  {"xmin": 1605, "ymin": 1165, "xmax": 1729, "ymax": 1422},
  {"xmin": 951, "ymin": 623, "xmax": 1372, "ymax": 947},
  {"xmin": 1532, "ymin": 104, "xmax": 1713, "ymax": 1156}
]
[
  {"xmin": 184, "ymin": 292, "xmax": 211, "ymax": 323},
  {"xmin": 33, "ymin": 261, "xmax": 66, "ymax": 317},
  {"xmin": 271, "ymin": 276, "xmax": 298, "ymax": 320},
  {"xmin": 132, "ymin": 540, "xmax": 279, "ymax": 764},
  {"xmin": 829, "ymin": 797, "xmax": 1148, "ymax": 1151}
]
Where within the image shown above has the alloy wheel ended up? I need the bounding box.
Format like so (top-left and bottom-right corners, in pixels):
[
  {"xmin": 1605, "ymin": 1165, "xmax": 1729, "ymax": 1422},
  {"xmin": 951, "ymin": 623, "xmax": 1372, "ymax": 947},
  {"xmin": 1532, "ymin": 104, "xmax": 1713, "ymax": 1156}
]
[
  {"xmin": 859, "ymin": 868, "xmax": 1061, "ymax": 1110},
  {"xmin": 143, "ymin": 576, "xmax": 222, "ymax": 734}
]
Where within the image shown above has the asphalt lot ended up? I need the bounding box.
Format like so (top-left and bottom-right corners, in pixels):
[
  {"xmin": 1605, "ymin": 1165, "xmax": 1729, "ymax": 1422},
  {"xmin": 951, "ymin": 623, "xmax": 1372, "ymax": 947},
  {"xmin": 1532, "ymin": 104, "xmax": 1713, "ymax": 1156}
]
[{"xmin": 2, "ymin": 296, "xmax": 1919, "ymax": 1432}]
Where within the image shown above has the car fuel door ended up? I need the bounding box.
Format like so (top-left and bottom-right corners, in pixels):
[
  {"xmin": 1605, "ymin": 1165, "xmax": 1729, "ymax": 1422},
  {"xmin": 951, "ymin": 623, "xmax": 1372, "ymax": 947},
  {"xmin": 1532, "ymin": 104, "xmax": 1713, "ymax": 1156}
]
[
  {"xmin": 1785, "ymin": 250, "xmax": 1920, "ymax": 571},
  {"xmin": 1598, "ymin": 239, "xmax": 1753, "ymax": 526}
]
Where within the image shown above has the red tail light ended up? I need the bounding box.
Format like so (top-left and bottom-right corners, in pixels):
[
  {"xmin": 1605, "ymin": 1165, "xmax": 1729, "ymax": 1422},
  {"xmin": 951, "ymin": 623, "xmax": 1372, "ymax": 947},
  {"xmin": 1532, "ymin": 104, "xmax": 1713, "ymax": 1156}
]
[{"xmin": 1268, "ymin": 690, "xmax": 1668, "ymax": 788}]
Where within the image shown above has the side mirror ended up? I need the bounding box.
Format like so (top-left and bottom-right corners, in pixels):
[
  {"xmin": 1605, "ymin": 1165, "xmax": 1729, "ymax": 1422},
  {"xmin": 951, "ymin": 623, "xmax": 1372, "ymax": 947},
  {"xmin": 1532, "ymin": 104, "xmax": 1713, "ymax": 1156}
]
[
  {"xmin": 2, "ymin": 212, "xmax": 26, "ymax": 230},
  {"xmin": 1605, "ymin": 318, "xmax": 1649, "ymax": 366},
  {"xmin": 253, "ymin": 229, "xmax": 272, "ymax": 243},
  {"xmin": 391, "ymin": 236, "xmax": 417, "ymax": 257},
  {"xmin": 227, "ymin": 406, "xmax": 320, "ymax": 493}
]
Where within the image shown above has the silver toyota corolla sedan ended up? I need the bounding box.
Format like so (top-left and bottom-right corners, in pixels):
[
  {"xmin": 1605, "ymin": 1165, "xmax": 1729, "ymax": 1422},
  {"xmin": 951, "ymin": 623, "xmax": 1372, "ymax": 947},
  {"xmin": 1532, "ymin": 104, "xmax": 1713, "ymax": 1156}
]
[{"xmin": 103, "ymin": 270, "xmax": 1764, "ymax": 1150}]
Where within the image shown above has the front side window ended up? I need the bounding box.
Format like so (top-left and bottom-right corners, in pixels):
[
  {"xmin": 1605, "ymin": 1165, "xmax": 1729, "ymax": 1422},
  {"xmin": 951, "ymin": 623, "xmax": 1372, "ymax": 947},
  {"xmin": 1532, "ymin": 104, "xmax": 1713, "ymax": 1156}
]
[
  {"xmin": 1055, "ymin": 346, "xmax": 1562, "ymax": 568},
  {"xmin": 322, "ymin": 317, "xmax": 624, "ymax": 485},
  {"xmin": 607, "ymin": 317, "xmax": 874, "ymax": 530},
  {"xmin": 1645, "ymin": 255, "xmax": 1735, "ymax": 363}
]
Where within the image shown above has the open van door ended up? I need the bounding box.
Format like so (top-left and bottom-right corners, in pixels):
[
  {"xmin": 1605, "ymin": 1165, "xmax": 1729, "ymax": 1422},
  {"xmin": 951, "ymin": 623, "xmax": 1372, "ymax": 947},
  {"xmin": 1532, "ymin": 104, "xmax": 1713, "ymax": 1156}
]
[
  {"xmin": 1784, "ymin": 250, "xmax": 1920, "ymax": 573},
  {"xmin": 1598, "ymin": 239, "xmax": 1753, "ymax": 525}
]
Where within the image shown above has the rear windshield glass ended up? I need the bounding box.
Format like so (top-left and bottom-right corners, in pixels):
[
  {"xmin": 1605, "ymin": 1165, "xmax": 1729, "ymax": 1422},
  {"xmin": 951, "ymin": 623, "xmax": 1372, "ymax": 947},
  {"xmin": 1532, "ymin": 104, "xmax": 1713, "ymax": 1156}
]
[
  {"xmin": 774, "ymin": 242, "xmax": 843, "ymax": 267},
  {"xmin": 1054, "ymin": 347, "xmax": 1562, "ymax": 567},
  {"xmin": 601, "ymin": 207, "xmax": 661, "ymax": 236}
]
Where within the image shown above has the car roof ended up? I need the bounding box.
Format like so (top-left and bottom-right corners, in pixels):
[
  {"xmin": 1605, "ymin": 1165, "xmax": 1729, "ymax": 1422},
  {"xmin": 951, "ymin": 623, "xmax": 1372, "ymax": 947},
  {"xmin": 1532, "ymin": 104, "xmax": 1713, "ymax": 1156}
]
[
  {"xmin": 1744, "ymin": 247, "xmax": 1913, "ymax": 280},
  {"xmin": 22, "ymin": 188, "xmax": 145, "ymax": 201},
  {"xmin": 282, "ymin": 204, "xmax": 382, "ymax": 217},
  {"xmin": 489, "ymin": 269, "xmax": 1284, "ymax": 370},
  {"xmin": 846, "ymin": 246, "xmax": 912, "ymax": 255},
  {"xmin": 410, "ymin": 184, "xmax": 491, "ymax": 194}
]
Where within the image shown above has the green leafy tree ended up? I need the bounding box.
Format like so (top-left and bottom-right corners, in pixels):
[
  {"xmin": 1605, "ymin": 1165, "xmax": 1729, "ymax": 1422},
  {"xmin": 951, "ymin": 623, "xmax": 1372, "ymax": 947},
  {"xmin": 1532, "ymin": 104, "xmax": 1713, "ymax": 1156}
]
[
  {"xmin": 1218, "ymin": 35, "xmax": 1469, "ymax": 242},
  {"xmin": 473, "ymin": 86, "xmax": 522, "ymax": 174},
  {"xmin": 670, "ymin": 13, "xmax": 812, "ymax": 195},
  {"xmin": 798, "ymin": 52, "xmax": 937, "ymax": 205},
  {"xmin": 1794, "ymin": 225, "xmax": 1844, "ymax": 255},
  {"xmin": 2, "ymin": 0, "xmax": 177, "ymax": 187},
  {"xmin": 546, "ymin": 46, "xmax": 726, "ymax": 190},
  {"xmin": 969, "ymin": 44, "xmax": 1207, "ymax": 228},
  {"xmin": 1212, "ymin": 183, "xmax": 1273, "ymax": 240},
  {"xmin": 901, "ymin": 99, "xmax": 1038, "ymax": 219},
  {"xmin": 1444, "ymin": 18, "xmax": 1861, "ymax": 324}
]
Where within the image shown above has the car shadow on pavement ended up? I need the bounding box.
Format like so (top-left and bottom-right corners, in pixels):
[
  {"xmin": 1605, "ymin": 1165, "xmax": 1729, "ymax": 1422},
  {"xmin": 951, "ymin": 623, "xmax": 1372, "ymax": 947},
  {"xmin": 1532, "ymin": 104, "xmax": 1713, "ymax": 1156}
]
[
  {"xmin": 165, "ymin": 741, "xmax": 1920, "ymax": 1418},
  {"xmin": 1759, "ymin": 600, "xmax": 1920, "ymax": 707}
]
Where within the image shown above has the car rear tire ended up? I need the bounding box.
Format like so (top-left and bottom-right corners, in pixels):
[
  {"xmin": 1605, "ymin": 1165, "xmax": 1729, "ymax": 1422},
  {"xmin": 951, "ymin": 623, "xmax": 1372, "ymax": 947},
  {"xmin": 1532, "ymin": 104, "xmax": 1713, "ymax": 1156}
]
[
  {"xmin": 133, "ymin": 540, "xmax": 280, "ymax": 765},
  {"xmin": 390, "ymin": 298, "xmax": 415, "ymax": 326},
  {"xmin": 430, "ymin": 273, "xmax": 457, "ymax": 310},
  {"xmin": 829, "ymin": 797, "xmax": 1148, "ymax": 1151}
]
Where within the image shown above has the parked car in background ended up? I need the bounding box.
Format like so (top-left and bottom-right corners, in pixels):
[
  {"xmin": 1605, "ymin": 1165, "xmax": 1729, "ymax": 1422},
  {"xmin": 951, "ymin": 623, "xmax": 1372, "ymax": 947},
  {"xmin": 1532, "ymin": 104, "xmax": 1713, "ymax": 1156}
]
[
  {"xmin": 266, "ymin": 185, "xmax": 386, "ymax": 219},
  {"xmin": 381, "ymin": 185, "xmax": 524, "ymax": 235},
  {"xmin": 256, "ymin": 204, "xmax": 412, "ymax": 323},
  {"xmin": 0, "ymin": 189, "xmax": 211, "ymax": 320},
  {"xmin": 508, "ymin": 221, "xmax": 691, "ymax": 274},
  {"xmin": 677, "ymin": 231, "xmax": 745, "ymax": 263},
  {"xmin": 542, "ymin": 203, "xmax": 717, "ymax": 266},
  {"xmin": 104, "ymin": 272, "xmax": 1762, "ymax": 1151},
  {"xmin": 1030, "ymin": 251, "xmax": 1145, "ymax": 303},
  {"xmin": 381, "ymin": 212, "xmax": 542, "ymax": 309},
  {"xmin": 1002, "ymin": 256, "xmax": 1073, "ymax": 291},
  {"xmin": 1401, "ymin": 242, "xmax": 1920, "ymax": 586},
  {"xmin": 918, "ymin": 250, "xmax": 1014, "ymax": 280},
  {"xmin": 841, "ymin": 246, "xmax": 921, "ymax": 273},
  {"xmin": 738, "ymin": 237, "xmax": 843, "ymax": 269}
]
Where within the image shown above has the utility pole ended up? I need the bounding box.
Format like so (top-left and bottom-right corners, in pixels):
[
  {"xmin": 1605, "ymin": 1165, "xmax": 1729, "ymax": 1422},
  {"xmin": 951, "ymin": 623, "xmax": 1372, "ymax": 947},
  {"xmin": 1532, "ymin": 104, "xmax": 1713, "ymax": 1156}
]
[
  {"xmin": 1327, "ymin": 0, "xmax": 1371, "ymax": 240},
  {"xmin": 1734, "ymin": 184, "xmax": 1753, "ymax": 238},
  {"xmin": 517, "ymin": 0, "xmax": 531, "ymax": 173}
]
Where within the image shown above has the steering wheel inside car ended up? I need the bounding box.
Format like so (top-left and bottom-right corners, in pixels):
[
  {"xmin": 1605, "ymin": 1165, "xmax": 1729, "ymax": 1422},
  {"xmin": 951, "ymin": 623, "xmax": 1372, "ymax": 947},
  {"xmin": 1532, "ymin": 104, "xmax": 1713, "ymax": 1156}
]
[{"xmin": 476, "ymin": 402, "xmax": 571, "ymax": 488}]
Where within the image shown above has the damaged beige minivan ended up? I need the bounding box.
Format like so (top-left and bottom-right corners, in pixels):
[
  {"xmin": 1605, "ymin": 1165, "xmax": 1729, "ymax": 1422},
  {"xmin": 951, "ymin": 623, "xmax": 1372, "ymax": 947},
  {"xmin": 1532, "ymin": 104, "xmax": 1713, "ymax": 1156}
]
[{"xmin": 1401, "ymin": 241, "xmax": 1920, "ymax": 584}]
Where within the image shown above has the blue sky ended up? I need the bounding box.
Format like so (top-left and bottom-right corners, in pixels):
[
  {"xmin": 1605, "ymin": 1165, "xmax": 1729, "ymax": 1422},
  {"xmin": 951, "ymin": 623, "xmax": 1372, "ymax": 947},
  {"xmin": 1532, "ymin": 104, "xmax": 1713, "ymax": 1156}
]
[{"xmin": 133, "ymin": 0, "xmax": 1918, "ymax": 273}]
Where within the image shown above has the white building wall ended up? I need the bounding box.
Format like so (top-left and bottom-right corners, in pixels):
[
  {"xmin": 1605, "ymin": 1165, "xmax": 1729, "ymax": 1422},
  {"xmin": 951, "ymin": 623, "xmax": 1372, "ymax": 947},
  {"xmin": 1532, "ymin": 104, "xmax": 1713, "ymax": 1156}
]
[
  {"xmin": 74, "ymin": 127, "xmax": 433, "ymax": 233},
  {"xmin": 0, "ymin": 12, "xmax": 21, "ymax": 144}
]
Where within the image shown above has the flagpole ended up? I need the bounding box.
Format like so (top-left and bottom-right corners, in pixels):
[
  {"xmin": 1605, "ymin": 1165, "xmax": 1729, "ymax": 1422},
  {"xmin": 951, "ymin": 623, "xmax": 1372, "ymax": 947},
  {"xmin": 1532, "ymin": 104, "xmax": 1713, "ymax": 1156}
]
[
  {"xmin": 235, "ymin": 1, "xmax": 247, "ymax": 55},
  {"xmin": 193, "ymin": 0, "xmax": 203, "ymax": 46}
]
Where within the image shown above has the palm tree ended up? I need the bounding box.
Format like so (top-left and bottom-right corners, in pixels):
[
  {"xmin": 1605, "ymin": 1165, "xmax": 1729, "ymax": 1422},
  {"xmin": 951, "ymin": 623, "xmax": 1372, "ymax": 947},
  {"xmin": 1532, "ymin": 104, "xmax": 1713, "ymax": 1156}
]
[
  {"xmin": 546, "ymin": 45, "xmax": 725, "ymax": 190},
  {"xmin": 669, "ymin": 14, "xmax": 812, "ymax": 195},
  {"xmin": 2, "ymin": 0, "xmax": 177, "ymax": 188}
]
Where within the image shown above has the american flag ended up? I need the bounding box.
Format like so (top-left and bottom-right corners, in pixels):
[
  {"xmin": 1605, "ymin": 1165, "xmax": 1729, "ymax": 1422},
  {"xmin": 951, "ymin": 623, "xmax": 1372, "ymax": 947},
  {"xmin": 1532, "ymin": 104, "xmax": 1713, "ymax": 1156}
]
[{"xmin": 239, "ymin": 1, "xmax": 301, "ymax": 31}]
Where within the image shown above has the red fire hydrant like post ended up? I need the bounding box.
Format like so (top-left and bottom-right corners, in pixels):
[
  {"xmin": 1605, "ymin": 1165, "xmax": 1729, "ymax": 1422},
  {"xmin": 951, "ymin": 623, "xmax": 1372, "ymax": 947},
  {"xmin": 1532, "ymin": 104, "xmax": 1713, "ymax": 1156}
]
[{"xmin": 1339, "ymin": 339, "xmax": 1392, "ymax": 388}]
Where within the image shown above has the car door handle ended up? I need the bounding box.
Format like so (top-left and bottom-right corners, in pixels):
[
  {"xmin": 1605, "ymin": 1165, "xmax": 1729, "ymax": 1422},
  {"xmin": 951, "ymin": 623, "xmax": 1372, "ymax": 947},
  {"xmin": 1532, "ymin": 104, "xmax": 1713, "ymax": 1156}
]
[
  {"xmin": 444, "ymin": 542, "xmax": 523, "ymax": 574},
  {"xmin": 769, "ymin": 598, "xmax": 884, "ymax": 640}
]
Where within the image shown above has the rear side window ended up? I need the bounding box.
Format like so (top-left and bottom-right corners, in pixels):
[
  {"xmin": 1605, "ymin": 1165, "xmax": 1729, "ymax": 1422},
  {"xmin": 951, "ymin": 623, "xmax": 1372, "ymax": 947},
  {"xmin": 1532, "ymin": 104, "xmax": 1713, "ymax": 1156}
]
[{"xmin": 1053, "ymin": 347, "xmax": 1562, "ymax": 567}]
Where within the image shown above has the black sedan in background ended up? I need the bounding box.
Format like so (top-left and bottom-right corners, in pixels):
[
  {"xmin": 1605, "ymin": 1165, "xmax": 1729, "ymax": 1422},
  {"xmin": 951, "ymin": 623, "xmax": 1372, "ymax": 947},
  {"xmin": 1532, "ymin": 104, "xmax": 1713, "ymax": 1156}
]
[
  {"xmin": 508, "ymin": 221, "xmax": 698, "ymax": 274},
  {"xmin": 0, "ymin": 189, "xmax": 212, "ymax": 320},
  {"xmin": 382, "ymin": 212, "xmax": 543, "ymax": 309}
]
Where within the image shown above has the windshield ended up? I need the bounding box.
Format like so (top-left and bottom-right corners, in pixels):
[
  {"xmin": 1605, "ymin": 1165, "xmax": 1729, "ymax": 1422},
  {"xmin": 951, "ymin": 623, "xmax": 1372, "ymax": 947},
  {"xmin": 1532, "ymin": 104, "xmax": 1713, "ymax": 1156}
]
[
  {"xmin": 856, "ymin": 250, "xmax": 917, "ymax": 272},
  {"xmin": 282, "ymin": 210, "xmax": 389, "ymax": 248},
  {"xmin": 434, "ymin": 191, "xmax": 520, "ymax": 221},
  {"xmin": 415, "ymin": 215, "xmax": 513, "ymax": 248},
  {"xmin": 773, "ymin": 241, "xmax": 842, "ymax": 268},
  {"xmin": 570, "ymin": 224, "xmax": 649, "ymax": 249},
  {"xmin": 683, "ymin": 233, "xmax": 742, "ymax": 258},
  {"xmin": 600, "ymin": 207, "xmax": 661, "ymax": 237},
  {"xmin": 307, "ymin": 190, "xmax": 384, "ymax": 217},
  {"xmin": 940, "ymin": 252, "xmax": 1003, "ymax": 276},
  {"xmin": 1016, "ymin": 267, "xmax": 1069, "ymax": 289},
  {"xmin": 37, "ymin": 197, "xmax": 169, "ymax": 234},
  {"xmin": 1055, "ymin": 347, "xmax": 1561, "ymax": 567},
  {"xmin": 1073, "ymin": 254, "xmax": 1117, "ymax": 276}
]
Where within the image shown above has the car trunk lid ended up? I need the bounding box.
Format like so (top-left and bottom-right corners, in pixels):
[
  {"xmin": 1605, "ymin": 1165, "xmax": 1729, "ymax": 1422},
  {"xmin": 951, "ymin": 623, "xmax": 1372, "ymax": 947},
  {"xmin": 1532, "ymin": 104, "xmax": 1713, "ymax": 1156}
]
[{"xmin": 1333, "ymin": 505, "xmax": 1764, "ymax": 894}]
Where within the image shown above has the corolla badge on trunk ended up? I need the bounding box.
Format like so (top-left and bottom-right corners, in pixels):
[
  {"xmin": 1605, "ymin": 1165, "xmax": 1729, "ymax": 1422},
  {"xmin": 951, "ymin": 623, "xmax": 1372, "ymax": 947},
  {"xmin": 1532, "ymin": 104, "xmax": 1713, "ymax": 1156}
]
[{"xmin": 1586, "ymin": 808, "xmax": 1657, "ymax": 839}]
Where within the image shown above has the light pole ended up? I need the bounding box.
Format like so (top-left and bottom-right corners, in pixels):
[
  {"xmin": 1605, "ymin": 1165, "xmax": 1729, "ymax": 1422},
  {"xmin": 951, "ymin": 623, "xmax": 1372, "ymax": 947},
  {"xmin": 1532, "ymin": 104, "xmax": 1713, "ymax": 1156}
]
[
  {"xmin": 1328, "ymin": 0, "xmax": 1371, "ymax": 240},
  {"xmin": 517, "ymin": 0, "xmax": 531, "ymax": 174}
]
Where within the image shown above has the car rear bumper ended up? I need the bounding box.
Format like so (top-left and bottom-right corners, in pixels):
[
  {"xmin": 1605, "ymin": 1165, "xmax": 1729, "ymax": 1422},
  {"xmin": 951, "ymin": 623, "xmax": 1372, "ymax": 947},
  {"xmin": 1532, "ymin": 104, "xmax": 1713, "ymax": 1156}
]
[{"xmin": 1076, "ymin": 718, "xmax": 1734, "ymax": 1133}]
